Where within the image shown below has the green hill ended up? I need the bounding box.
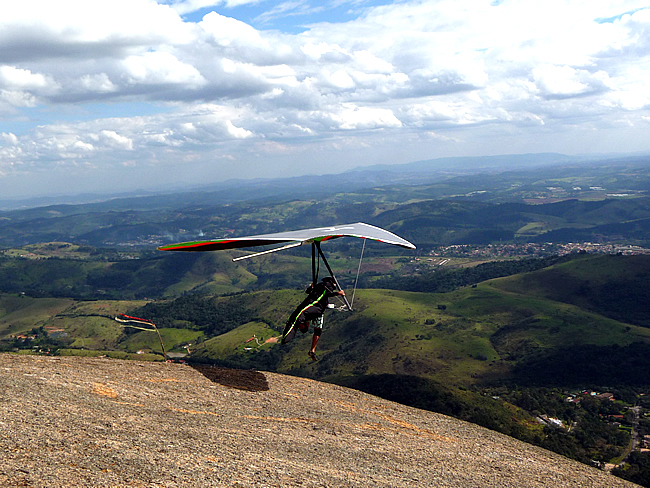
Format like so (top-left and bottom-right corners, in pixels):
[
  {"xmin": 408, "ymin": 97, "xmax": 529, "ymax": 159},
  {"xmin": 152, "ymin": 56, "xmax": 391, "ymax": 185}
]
[
  {"xmin": 0, "ymin": 243, "xmax": 364, "ymax": 299},
  {"xmin": 489, "ymin": 253, "xmax": 650, "ymax": 328},
  {"xmin": 179, "ymin": 255, "xmax": 650, "ymax": 390},
  {"xmin": 0, "ymin": 295, "xmax": 74, "ymax": 338},
  {"xmin": 4, "ymin": 253, "xmax": 650, "ymax": 390}
]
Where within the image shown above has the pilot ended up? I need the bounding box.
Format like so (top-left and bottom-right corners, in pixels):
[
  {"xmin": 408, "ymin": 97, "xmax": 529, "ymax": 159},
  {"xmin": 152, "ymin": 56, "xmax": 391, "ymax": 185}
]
[{"xmin": 281, "ymin": 276, "xmax": 345, "ymax": 361}]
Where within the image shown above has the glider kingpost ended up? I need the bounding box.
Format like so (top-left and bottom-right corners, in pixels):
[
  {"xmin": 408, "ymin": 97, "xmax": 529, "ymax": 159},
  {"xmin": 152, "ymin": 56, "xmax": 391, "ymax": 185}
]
[{"xmin": 158, "ymin": 222, "xmax": 416, "ymax": 311}]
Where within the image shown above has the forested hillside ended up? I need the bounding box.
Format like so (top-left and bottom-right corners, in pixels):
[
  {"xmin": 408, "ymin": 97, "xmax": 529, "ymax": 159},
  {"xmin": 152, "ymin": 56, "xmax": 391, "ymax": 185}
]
[{"xmin": 490, "ymin": 253, "xmax": 650, "ymax": 328}]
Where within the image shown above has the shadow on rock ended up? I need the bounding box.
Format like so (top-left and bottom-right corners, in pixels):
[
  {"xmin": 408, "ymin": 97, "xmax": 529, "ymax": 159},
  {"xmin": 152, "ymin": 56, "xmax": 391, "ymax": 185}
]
[{"xmin": 190, "ymin": 364, "xmax": 269, "ymax": 392}]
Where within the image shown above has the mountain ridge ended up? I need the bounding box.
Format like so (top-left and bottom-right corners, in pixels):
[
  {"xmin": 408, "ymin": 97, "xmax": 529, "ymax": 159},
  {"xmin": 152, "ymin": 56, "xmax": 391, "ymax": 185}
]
[{"xmin": 0, "ymin": 151, "xmax": 618, "ymax": 211}]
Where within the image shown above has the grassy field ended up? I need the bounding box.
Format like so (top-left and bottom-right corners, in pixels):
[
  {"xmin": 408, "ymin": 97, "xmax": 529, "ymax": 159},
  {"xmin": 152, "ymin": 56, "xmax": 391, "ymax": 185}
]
[
  {"xmin": 192, "ymin": 321, "xmax": 279, "ymax": 359},
  {"xmin": 0, "ymin": 295, "xmax": 75, "ymax": 337},
  {"xmin": 0, "ymin": 295, "xmax": 147, "ymax": 347},
  {"xmin": 119, "ymin": 328, "xmax": 203, "ymax": 354}
]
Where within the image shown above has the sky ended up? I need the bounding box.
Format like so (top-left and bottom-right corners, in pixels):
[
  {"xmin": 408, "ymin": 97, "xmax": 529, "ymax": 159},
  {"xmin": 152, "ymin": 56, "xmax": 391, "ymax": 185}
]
[{"xmin": 1, "ymin": 0, "xmax": 649, "ymax": 199}]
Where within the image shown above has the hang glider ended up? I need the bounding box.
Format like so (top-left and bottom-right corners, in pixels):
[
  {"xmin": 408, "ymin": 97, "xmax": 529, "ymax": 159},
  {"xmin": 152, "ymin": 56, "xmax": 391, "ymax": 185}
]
[
  {"xmin": 158, "ymin": 222, "xmax": 415, "ymax": 310},
  {"xmin": 158, "ymin": 222, "xmax": 415, "ymax": 255}
]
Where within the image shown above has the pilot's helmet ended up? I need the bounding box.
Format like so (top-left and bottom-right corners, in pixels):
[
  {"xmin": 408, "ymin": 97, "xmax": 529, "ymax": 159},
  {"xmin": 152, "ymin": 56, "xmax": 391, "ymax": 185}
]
[{"xmin": 322, "ymin": 276, "xmax": 337, "ymax": 288}]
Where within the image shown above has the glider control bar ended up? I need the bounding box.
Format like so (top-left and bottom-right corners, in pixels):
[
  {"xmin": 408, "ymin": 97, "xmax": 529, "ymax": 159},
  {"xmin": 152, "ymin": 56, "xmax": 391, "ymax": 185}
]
[{"xmin": 315, "ymin": 242, "xmax": 353, "ymax": 312}]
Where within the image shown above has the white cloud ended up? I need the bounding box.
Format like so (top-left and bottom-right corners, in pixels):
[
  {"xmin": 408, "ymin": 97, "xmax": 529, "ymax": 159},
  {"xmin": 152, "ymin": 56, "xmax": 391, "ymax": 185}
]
[
  {"xmin": 331, "ymin": 104, "xmax": 402, "ymax": 130},
  {"xmin": 0, "ymin": 102, "xmax": 262, "ymax": 179},
  {"xmin": 226, "ymin": 120, "xmax": 254, "ymax": 138},
  {"xmin": 200, "ymin": 11, "xmax": 265, "ymax": 48},
  {"xmin": 0, "ymin": 66, "xmax": 58, "ymax": 108},
  {"xmin": 403, "ymin": 101, "xmax": 460, "ymax": 124},
  {"xmin": 301, "ymin": 42, "xmax": 350, "ymax": 62},
  {"xmin": 1, "ymin": 0, "xmax": 650, "ymax": 197},
  {"xmin": 324, "ymin": 70, "xmax": 356, "ymax": 90},
  {"xmin": 97, "ymin": 130, "xmax": 134, "ymax": 150},
  {"xmin": 353, "ymin": 50, "xmax": 394, "ymax": 74},
  {"xmin": 0, "ymin": 89, "xmax": 39, "ymax": 108},
  {"xmin": 532, "ymin": 65, "xmax": 607, "ymax": 98},
  {"xmin": 0, "ymin": 1, "xmax": 193, "ymax": 64},
  {"xmin": 1, "ymin": 132, "xmax": 18, "ymax": 145},
  {"xmin": 122, "ymin": 52, "xmax": 206, "ymax": 87},
  {"xmin": 169, "ymin": 0, "xmax": 261, "ymax": 15},
  {"xmin": 77, "ymin": 74, "xmax": 117, "ymax": 94},
  {"xmin": 168, "ymin": 0, "xmax": 222, "ymax": 15},
  {"xmin": 0, "ymin": 66, "xmax": 50, "ymax": 90}
]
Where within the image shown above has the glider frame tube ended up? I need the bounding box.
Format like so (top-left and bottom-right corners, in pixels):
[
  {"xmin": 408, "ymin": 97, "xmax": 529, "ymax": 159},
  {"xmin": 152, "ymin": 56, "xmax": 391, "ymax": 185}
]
[
  {"xmin": 231, "ymin": 241, "xmax": 302, "ymax": 262},
  {"xmin": 314, "ymin": 241, "xmax": 353, "ymax": 311}
]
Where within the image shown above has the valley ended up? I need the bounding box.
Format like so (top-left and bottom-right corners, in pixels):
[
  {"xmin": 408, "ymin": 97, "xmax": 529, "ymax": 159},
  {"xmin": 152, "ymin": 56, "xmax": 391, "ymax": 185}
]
[{"xmin": 2, "ymin": 156, "xmax": 650, "ymax": 485}]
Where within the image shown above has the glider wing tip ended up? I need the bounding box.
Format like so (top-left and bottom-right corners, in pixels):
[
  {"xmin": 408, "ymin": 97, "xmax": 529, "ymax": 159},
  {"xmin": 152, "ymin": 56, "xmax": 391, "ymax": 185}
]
[{"xmin": 157, "ymin": 246, "xmax": 179, "ymax": 252}]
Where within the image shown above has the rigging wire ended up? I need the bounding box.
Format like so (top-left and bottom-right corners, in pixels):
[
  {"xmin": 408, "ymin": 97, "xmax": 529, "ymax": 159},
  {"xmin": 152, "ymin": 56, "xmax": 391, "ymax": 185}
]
[{"xmin": 349, "ymin": 238, "xmax": 366, "ymax": 309}]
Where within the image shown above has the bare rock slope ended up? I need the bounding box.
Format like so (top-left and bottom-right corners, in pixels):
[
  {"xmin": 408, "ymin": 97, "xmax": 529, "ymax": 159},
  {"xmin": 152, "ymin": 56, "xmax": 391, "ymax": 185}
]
[{"xmin": 0, "ymin": 354, "xmax": 639, "ymax": 487}]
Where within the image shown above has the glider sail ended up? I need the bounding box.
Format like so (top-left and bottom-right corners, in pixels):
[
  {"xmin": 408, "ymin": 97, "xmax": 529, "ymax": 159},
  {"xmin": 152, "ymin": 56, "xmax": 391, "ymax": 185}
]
[
  {"xmin": 158, "ymin": 222, "xmax": 415, "ymax": 312},
  {"xmin": 157, "ymin": 222, "xmax": 415, "ymax": 254}
]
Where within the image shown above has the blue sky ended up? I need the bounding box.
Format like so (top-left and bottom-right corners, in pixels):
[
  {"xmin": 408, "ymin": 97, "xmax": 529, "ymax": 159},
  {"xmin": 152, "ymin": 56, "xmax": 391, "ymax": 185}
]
[
  {"xmin": 175, "ymin": 0, "xmax": 389, "ymax": 31},
  {"xmin": 1, "ymin": 0, "xmax": 650, "ymax": 199}
]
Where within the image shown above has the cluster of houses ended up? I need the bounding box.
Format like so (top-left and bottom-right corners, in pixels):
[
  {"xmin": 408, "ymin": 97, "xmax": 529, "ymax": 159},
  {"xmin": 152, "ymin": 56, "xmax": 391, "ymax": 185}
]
[
  {"xmin": 565, "ymin": 391, "xmax": 616, "ymax": 403},
  {"xmin": 537, "ymin": 415, "xmax": 565, "ymax": 429},
  {"xmin": 423, "ymin": 242, "xmax": 650, "ymax": 262},
  {"xmin": 642, "ymin": 435, "xmax": 650, "ymax": 451}
]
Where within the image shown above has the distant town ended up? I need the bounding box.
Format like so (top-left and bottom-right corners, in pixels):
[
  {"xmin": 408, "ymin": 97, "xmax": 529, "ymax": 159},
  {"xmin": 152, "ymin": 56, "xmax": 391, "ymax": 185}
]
[{"xmin": 427, "ymin": 242, "xmax": 650, "ymax": 260}]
